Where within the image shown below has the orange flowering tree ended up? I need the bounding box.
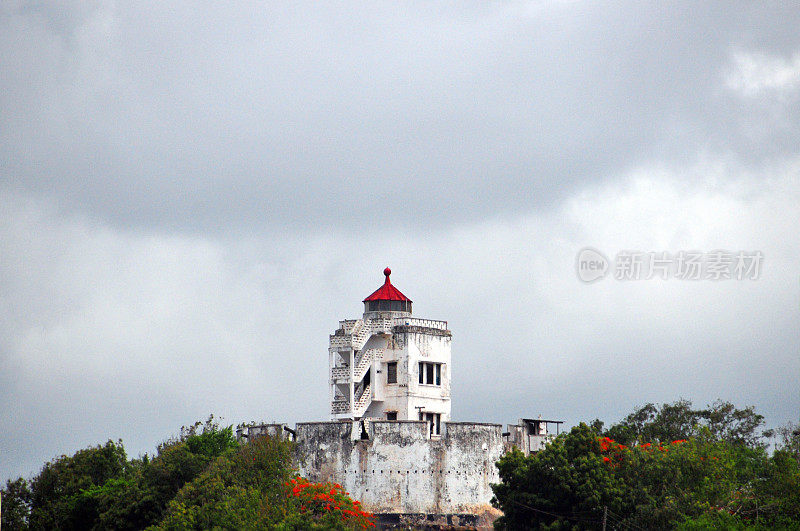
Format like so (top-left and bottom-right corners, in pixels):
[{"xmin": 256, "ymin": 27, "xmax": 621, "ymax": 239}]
[
  {"xmin": 153, "ymin": 436, "xmax": 375, "ymax": 530},
  {"xmin": 283, "ymin": 476, "xmax": 375, "ymax": 529}
]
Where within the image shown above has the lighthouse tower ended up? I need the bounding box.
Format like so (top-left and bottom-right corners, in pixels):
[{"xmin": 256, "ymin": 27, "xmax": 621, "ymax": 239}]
[{"xmin": 329, "ymin": 268, "xmax": 452, "ymax": 435}]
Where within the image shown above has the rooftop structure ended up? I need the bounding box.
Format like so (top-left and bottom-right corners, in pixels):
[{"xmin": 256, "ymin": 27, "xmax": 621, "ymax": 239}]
[{"xmin": 330, "ymin": 268, "xmax": 451, "ymax": 436}]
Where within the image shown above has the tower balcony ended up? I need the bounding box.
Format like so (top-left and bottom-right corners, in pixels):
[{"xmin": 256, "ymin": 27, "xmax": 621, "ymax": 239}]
[
  {"xmin": 330, "ymin": 383, "xmax": 372, "ymax": 417},
  {"xmin": 331, "ymin": 366, "xmax": 350, "ymax": 380},
  {"xmin": 331, "ymin": 398, "xmax": 350, "ymax": 415},
  {"xmin": 330, "ymin": 348, "xmax": 383, "ymax": 383}
]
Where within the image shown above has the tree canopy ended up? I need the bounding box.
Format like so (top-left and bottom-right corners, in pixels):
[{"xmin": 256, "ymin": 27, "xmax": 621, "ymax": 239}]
[
  {"xmin": 492, "ymin": 400, "xmax": 800, "ymax": 530},
  {"xmin": 1, "ymin": 416, "xmax": 373, "ymax": 530}
]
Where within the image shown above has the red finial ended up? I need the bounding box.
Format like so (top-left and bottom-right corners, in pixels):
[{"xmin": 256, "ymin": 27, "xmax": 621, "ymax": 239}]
[{"xmin": 384, "ymin": 267, "xmax": 391, "ymax": 278}]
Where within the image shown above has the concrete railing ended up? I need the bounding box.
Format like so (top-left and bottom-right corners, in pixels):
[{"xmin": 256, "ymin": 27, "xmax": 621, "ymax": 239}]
[
  {"xmin": 330, "ymin": 335, "xmax": 351, "ymax": 349},
  {"xmin": 340, "ymin": 319, "xmax": 359, "ymax": 334},
  {"xmin": 351, "ymin": 320, "xmax": 371, "ymax": 350},
  {"xmin": 396, "ymin": 317, "xmax": 448, "ymax": 330},
  {"xmin": 332, "ymin": 398, "xmax": 350, "ymax": 415},
  {"xmin": 331, "ymin": 366, "xmax": 349, "ymax": 380},
  {"xmin": 353, "ymin": 384, "xmax": 371, "ymax": 417},
  {"xmin": 353, "ymin": 349, "xmax": 376, "ymax": 382},
  {"xmin": 330, "ymin": 319, "xmax": 372, "ymax": 352}
]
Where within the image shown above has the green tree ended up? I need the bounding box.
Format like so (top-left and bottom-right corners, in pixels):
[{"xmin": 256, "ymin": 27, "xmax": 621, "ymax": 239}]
[
  {"xmin": 153, "ymin": 434, "xmax": 375, "ymax": 530},
  {"xmin": 750, "ymin": 445, "xmax": 800, "ymax": 527},
  {"xmin": 492, "ymin": 423, "xmax": 627, "ymax": 530},
  {"xmin": 94, "ymin": 416, "xmax": 239, "ymax": 530},
  {"xmin": 702, "ymin": 400, "xmax": 766, "ymax": 447},
  {"xmin": 27, "ymin": 440, "xmax": 127, "ymax": 530},
  {"xmin": 1, "ymin": 477, "xmax": 31, "ymax": 530},
  {"xmin": 604, "ymin": 399, "xmax": 767, "ymax": 448},
  {"xmin": 493, "ymin": 401, "xmax": 794, "ymax": 530},
  {"xmin": 775, "ymin": 419, "xmax": 800, "ymax": 458},
  {"xmin": 16, "ymin": 416, "xmax": 238, "ymax": 531},
  {"xmin": 152, "ymin": 434, "xmax": 297, "ymax": 529},
  {"xmin": 617, "ymin": 431, "xmax": 765, "ymax": 528}
]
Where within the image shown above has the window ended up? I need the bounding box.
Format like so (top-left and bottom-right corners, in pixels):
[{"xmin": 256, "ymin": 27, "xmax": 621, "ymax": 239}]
[
  {"xmin": 418, "ymin": 362, "xmax": 442, "ymax": 386},
  {"xmin": 387, "ymin": 362, "xmax": 397, "ymax": 384},
  {"xmin": 419, "ymin": 412, "xmax": 441, "ymax": 436},
  {"xmin": 386, "ymin": 411, "xmax": 397, "ymax": 421},
  {"xmin": 365, "ymin": 300, "xmax": 411, "ymax": 312}
]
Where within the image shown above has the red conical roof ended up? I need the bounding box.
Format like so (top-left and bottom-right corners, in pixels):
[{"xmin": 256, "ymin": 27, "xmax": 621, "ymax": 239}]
[{"xmin": 363, "ymin": 267, "xmax": 412, "ymax": 302}]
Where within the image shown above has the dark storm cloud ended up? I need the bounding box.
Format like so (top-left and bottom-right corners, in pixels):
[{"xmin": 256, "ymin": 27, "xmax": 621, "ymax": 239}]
[{"xmin": 3, "ymin": 2, "xmax": 799, "ymax": 233}]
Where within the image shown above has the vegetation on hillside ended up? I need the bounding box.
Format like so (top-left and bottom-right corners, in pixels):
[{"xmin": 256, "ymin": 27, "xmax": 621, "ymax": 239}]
[
  {"xmin": 492, "ymin": 400, "xmax": 800, "ymax": 530},
  {"xmin": 1, "ymin": 417, "xmax": 373, "ymax": 530},
  {"xmin": 4, "ymin": 401, "xmax": 798, "ymax": 530}
]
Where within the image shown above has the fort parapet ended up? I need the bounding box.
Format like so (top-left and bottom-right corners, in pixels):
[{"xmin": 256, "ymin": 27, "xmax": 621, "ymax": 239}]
[{"xmin": 238, "ymin": 420, "xmax": 504, "ymax": 524}]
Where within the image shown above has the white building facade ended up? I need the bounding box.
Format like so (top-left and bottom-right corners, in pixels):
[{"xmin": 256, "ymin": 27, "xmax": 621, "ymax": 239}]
[
  {"xmin": 237, "ymin": 268, "xmax": 562, "ymax": 524},
  {"xmin": 329, "ymin": 268, "xmax": 451, "ymax": 435}
]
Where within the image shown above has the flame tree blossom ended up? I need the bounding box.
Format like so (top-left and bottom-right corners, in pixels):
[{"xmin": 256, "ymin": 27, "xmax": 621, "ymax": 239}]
[{"xmin": 285, "ymin": 476, "xmax": 375, "ymax": 529}]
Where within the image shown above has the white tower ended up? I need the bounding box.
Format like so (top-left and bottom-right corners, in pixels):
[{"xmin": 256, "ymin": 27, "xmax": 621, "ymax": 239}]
[{"xmin": 329, "ymin": 268, "xmax": 452, "ymax": 435}]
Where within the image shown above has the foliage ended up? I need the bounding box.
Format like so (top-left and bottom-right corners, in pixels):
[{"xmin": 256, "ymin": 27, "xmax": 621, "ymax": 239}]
[
  {"xmin": 1, "ymin": 477, "xmax": 31, "ymax": 530},
  {"xmin": 27, "ymin": 439, "xmax": 127, "ymax": 530},
  {"xmin": 604, "ymin": 398, "xmax": 767, "ymax": 447},
  {"xmin": 152, "ymin": 433, "xmax": 294, "ymax": 529},
  {"xmin": 2, "ymin": 415, "xmax": 375, "ymax": 530},
  {"xmin": 4, "ymin": 416, "xmax": 241, "ymax": 531},
  {"xmin": 492, "ymin": 402, "xmax": 800, "ymax": 530},
  {"xmin": 751, "ymin": 448, "xmax": 800, "ymax": 527},
  {"xmin": 93, "ymin": 415, "xmax": 239, "ymax": 530},
  {"xmin": 284, "ymin": 476, "xmax": 375, "ymax": 529},
  {"xmin": 776, "ymin": 419, "xmax": 800, "ymax": 459},
  {"xmin": 614, "ymin": 432, "xmax": 759, "ymax": 528},
  {"xmin": 152, "ymin": 436, "xmax": 374, "ymax": 530},
  {"xmin": 492, "ymin": 423, "xmax": 627, "ymax": 530}
]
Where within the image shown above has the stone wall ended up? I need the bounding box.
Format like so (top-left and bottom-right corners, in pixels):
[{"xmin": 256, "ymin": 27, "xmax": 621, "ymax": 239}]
[{"xmin": 251, "ymin": 420, "xmax": 504, "ymax": 517}]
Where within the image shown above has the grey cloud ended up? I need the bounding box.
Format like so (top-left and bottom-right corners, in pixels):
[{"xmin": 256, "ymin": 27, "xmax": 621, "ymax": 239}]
[
  {"xmin": 3, "ymin": 2, "xmax": 800, "ymax": 234},
  {"xmin": 2, "ymin": 2, "xmax": 799, "ymax": 483}
]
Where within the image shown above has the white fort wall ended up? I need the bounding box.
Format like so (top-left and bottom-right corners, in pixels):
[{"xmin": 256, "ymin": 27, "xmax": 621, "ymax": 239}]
[
  {"xmin": 241, "ymin": 421, "xmax": 504, "ymax": 516},
  {"xmin": 239, "ymin": 270, "xmax": 558, "ymax": 524}
]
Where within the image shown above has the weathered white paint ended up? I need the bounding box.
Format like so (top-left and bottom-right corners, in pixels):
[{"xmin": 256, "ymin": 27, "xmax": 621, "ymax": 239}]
[
  {"xmin": 329, "ymin": 308, "xmax": 452, "ymax": 428},
  {"xmin": 234, "ymin": 271, "xmax": 560, "ymax": 524},
  {"xmin": 235, "ymin": 417, "xmax": 551, "ymax": 520},
  {"xmin": 291, "ymin": 420, "xmax": 503, "ymax": 515}
]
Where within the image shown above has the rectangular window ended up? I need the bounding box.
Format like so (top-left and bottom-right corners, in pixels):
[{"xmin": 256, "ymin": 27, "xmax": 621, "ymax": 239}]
[
  {"xmin": 424, "ymin": 412, "xmax": 441, "ymax": 436},
  {"xmin": 386, "ymin": 411, "xmax": 397, "ymax": 421},
  {"xmin": 418, "ymin": 362, "xmax": 443, "ymax": 386},
  {"xmin": 387, "ymin": 362, "xmax": 397, "ymax": 384}
]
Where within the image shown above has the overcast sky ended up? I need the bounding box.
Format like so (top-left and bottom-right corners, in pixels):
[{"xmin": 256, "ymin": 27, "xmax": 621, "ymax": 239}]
[{"xmin": 2, "ymin": 1, "xmax": 799, "ymax": 482}]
